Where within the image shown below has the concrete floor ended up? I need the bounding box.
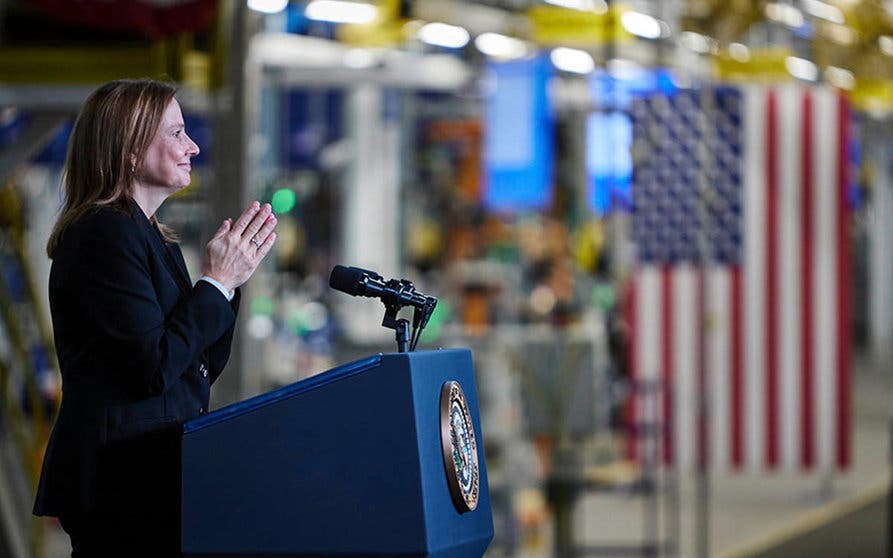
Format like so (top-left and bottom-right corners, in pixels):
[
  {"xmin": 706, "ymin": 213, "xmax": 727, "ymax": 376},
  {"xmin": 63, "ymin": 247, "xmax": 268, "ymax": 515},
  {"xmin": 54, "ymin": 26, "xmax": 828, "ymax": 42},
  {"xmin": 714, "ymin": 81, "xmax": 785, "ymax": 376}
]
[
  {"xmin": 39, "ymin": 354, "xmax": 891, "ymax": 558},
  {"xmin": 750, "ymin": 496, "xmax": 885, "ymax": 558},
  {"xmin": 569, "ymin": 353, "xmax": 891, "ymax": 558}
]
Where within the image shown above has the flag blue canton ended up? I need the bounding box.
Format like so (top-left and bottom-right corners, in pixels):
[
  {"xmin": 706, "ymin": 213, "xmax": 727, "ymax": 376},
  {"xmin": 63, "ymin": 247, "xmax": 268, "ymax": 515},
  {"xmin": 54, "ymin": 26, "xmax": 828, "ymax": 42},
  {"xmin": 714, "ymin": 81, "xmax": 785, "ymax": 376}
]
[{"xmin": 631, "ymin": 88, "xmax": 743, "ymax": 265}]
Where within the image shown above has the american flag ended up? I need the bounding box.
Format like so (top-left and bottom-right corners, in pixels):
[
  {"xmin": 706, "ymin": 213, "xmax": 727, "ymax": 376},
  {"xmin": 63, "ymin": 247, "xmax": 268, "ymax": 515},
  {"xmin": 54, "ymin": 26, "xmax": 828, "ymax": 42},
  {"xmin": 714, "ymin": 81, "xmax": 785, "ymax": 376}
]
[{"xmin": 626, "ymin": 84, "xmax": 852, "ymax": 472}]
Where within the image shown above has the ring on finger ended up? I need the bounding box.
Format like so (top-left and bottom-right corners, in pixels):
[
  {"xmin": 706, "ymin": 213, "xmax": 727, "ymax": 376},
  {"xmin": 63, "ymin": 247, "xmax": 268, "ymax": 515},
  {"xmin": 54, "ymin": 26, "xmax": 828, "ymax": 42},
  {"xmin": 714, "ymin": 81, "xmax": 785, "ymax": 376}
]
[{"xmin": 250, "ymin": 236, "xmax": 261, "ymax": 247}]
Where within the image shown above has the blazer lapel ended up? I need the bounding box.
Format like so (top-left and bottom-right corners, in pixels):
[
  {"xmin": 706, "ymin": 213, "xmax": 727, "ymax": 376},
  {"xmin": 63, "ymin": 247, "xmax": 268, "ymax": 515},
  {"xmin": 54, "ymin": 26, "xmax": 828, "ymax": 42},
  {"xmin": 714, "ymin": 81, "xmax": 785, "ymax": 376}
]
[
  {"xmin": 156, "ymin": 236, "xmax": 192, "ymax": 294},
  {"xmin": 167, "ymin": 243, "xmax": 193, "ymax": 289},
  {"xmin": 131, "ymin": 199, "xmax": 191, "ymax": 295}
]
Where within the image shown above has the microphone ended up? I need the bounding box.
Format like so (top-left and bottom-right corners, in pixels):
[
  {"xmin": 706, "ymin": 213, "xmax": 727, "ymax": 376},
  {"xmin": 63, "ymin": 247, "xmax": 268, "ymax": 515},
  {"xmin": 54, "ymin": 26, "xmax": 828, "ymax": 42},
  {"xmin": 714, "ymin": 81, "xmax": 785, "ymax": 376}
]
[
  {"xmin": 328, "ymin": 265, "xmax": 438, "ymax": 352},
  {"xmin": 329, "ymin": 265, "xmax": 433, "ymax": 310},
  {"xmin": 328, "ymin": 266, "xmax": 381, "ymax": 297}
]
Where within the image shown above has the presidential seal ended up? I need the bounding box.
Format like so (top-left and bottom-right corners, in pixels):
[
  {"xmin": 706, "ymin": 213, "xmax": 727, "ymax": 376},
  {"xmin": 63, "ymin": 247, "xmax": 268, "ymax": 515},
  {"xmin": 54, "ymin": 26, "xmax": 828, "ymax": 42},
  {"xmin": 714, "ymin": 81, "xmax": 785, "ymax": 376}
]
[{"xmin": 440, "ymin": 381, "xmax": 480, "ymax": 513}]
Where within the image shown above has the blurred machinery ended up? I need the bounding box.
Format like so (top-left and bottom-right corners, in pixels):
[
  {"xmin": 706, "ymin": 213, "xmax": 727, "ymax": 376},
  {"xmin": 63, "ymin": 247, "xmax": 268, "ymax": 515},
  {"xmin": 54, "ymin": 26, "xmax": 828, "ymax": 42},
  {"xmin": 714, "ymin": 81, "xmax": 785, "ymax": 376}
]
[{"xmin": 0, "ymin": 184, "xmax": 59, "ymax": 558}]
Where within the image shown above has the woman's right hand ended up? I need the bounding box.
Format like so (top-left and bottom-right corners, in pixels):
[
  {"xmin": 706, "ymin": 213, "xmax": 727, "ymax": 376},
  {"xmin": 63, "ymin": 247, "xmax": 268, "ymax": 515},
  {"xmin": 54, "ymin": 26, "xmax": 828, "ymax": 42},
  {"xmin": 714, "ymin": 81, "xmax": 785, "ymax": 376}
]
[{"xmin": 201, "ymin": 201, "xmax": 277, "ymax": 292}]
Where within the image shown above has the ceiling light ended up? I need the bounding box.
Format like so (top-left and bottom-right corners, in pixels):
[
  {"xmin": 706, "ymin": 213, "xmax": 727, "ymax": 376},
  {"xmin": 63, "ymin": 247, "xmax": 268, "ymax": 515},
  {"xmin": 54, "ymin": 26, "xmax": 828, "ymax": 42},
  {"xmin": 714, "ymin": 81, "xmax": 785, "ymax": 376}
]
[
  {"xmin": 880, "ymin": 35, "xmax": 893, "ymax": 56},
  {"xmin": 551, "ymin": 47, "xmax": 595, "ymax": 74},
  {"xmin": 544, "ymin": 0, "xmax": 608, "ymax": 13},
  {"xmin": 475, "ymin": 33, "xmax": 528, "ymax": 59},
  {"xmin": 825, "ymin": 66, "xmax": 855, "ymax": 90},
  {"xmin": 680, "ymin": 31, "xmax": 712, "ymax": 53},
  {"xmin": 825, "ymin": 23, "xmax": 855, "ymax": 45},
  {"xmin": 248, "ymin": 0, "xmax": 289, "ymax": 14},
  {"xmin": 802, "ymin": 0, "xmax": 845, "ymax": 24},
  {"xmin": 729, "ymin": 42, "xmax": 750, "ymax": 62},
  {"xmin": 305, "ymin": 0, "xmax": 378, "ymax": 24},
  {"xmin": 418, "ymin": 22, "xmax": 470, "ymax": 49},
  {"xmin": 766, "ymin": 3, "xmax": 805, "ymax": 27},
  {"xmin": 621, "ymin": 11, "xmax": 665, "ymax": 39},
  {"xmin": 785, "ymin": 56, "xmax": 818, "ymax": 81}
]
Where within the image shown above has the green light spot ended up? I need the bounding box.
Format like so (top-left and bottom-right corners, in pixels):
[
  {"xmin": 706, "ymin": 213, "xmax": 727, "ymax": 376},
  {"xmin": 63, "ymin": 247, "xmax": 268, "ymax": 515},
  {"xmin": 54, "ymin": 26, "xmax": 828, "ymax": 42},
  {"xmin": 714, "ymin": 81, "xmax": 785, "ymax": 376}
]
[
  {"xmin": 271, "ymin": 188, "xmax": 297, "ymax": 214},
  {"xmin": 591, "ymin": 283, "xmax": 616, "ymax": 312},
  {"xmin": 250, "ymin": 295, "xmax": 275, "ymax": 317},
  {"xmin": 286, "ymin": 311, "xmax": 307, "ymax": 336},
  {"xmin": 419, "ymin": 301, "xmax": 451, "ymax": 344}
]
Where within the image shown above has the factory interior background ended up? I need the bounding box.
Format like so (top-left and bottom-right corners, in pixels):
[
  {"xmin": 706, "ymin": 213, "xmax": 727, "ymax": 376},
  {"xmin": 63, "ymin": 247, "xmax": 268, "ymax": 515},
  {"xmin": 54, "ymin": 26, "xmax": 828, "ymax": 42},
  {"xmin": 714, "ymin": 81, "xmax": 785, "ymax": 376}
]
[{"xmin": 1, "ymin": 0, "xmax": 893, "ymax": 556}]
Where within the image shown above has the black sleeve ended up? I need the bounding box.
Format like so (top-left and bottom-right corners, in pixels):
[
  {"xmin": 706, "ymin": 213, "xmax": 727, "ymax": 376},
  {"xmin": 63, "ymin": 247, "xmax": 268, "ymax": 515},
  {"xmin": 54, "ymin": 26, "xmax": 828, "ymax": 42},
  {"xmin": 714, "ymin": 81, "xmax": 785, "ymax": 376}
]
[
  {"xmin": 76, "ymin": 214, "xmax": 237, "ymax": 396},
  {"xmin": 207, "ymin": 287, "xmax": 240, "ymax": 385}
]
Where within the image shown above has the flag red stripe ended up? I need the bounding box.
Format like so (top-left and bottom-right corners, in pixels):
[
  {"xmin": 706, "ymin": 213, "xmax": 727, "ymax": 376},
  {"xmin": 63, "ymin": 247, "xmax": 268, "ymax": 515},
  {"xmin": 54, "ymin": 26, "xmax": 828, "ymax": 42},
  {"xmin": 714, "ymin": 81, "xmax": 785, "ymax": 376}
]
[
  {"xmin": 800, "ymin": 91, "xmax": 815, "ymax": 467},
  {"xmin": 662, "ymin": 266, "xmax": 674, "ymax": 465},
  {"xmin": 625, "ymin": 277, "xmax": 639, "ymax": 461},
  {"xmin": 766, "ymin": 89, "xmax": 780, "ymax": 468},
  {"xmin": 731, "ymin": 266, "xmax": 743, "ymax": 468},
  {"xmin": 836, "ymin": 95, "xmax": 852, "ymax": 469}
]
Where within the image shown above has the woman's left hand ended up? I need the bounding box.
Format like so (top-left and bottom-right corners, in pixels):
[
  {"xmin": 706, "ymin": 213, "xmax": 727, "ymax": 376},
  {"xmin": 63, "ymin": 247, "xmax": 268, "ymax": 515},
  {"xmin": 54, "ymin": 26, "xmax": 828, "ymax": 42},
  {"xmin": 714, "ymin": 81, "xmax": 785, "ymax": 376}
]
[{"xmin": 201, "ymin": 201, "xmax": 277, "ymax": 292}]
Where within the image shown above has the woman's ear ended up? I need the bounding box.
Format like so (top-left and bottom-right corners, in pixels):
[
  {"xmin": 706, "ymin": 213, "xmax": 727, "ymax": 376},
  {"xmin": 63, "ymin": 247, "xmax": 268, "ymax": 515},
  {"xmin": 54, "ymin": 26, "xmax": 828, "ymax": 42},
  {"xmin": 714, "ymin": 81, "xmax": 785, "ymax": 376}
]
[{"xmin": 129, "ymin": 154, "xmax": 137, "ymax": 175}]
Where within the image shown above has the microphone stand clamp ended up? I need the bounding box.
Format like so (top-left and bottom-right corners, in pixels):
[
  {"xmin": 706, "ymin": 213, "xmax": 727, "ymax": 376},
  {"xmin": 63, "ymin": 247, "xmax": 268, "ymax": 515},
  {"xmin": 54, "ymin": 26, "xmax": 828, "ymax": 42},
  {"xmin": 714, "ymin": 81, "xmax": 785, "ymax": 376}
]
[
  {"xmin": 382, "ymin": 303, "xmax": 411, "ymax": 353},
  {"xmin": 375, "ymin": 278, "xmax": 437, "ymax": 353},
  {"xmin": 380, "ymin": 278, "xmax": 414, "ymax": 353}
]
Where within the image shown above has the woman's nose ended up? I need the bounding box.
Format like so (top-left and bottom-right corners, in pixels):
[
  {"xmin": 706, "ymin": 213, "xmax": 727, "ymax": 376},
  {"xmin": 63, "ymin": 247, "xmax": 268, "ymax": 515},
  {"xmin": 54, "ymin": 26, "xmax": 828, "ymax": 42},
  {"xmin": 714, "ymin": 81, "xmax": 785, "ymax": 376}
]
[{"xmin": 186, "ymin": 134, "xmax": 200, "ymax": 157}]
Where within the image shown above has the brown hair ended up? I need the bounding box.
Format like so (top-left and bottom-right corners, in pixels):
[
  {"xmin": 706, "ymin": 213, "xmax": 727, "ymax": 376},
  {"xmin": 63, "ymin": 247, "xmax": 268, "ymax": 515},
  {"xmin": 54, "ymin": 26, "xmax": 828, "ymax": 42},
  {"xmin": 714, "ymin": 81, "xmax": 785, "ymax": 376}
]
[{"xmin": 46, "ymin": 79, "xmax": 179, "ymax": 258}]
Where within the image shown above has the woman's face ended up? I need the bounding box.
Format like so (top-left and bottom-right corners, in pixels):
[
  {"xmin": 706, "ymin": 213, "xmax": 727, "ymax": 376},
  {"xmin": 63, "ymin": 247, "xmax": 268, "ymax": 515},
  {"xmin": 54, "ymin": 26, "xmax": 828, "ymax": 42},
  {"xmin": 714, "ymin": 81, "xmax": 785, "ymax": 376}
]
[{"xmin": 138, "ymin": 98, "xmax": 200, "ymax": 194}]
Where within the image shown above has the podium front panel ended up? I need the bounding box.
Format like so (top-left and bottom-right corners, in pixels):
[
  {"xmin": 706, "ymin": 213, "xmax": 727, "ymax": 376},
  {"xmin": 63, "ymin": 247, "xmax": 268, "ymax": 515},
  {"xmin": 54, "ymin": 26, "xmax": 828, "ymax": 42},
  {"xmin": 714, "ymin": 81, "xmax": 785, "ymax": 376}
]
[{"xmin": 182, "ymin": 349, "xmax": 493, "ymax": 557}]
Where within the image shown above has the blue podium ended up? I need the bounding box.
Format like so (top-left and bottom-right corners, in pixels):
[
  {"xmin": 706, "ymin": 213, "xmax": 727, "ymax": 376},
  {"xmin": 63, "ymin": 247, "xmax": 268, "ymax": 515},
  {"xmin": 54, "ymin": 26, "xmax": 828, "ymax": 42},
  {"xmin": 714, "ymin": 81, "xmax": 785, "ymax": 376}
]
[{"xmin": 181, "ymin": 349, "xmax": 493, "ymax": 557}]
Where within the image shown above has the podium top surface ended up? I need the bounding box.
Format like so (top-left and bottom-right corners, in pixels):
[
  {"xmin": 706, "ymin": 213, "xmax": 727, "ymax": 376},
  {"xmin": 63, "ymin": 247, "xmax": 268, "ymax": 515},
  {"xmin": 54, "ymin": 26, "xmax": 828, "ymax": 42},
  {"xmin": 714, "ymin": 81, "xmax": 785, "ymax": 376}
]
[
  {"xmin": 183, "ymin": 353, "xmax": 383, "ymax": 434},
  {"xmin": 183, "ymin": 349, "xmax": 471, "ymax": 435}
]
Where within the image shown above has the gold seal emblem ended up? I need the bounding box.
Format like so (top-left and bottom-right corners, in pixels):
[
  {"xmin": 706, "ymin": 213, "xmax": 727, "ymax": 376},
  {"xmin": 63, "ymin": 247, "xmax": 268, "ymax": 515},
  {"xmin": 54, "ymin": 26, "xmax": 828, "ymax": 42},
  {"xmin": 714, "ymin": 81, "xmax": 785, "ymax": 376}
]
[{"xmin": 440, "ymin": 381, "xmax": 480, "ymax": 513}]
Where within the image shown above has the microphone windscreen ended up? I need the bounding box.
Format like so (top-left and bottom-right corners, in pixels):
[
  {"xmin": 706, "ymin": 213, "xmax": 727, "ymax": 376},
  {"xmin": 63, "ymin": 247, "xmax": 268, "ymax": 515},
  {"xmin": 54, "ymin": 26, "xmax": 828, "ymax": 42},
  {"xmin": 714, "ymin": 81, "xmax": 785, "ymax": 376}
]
[{"xmin": 329, "ymin": 265, "xmax": 367, "ymax": 296}]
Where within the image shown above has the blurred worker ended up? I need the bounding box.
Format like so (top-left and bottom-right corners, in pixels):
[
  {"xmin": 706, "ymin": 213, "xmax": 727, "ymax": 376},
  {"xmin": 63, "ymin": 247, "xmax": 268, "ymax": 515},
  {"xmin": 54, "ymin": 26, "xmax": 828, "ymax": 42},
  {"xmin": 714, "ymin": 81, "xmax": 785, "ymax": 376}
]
[{"xmin": 32, "ymin": 79, "xmax": 277, "ymax": 557}]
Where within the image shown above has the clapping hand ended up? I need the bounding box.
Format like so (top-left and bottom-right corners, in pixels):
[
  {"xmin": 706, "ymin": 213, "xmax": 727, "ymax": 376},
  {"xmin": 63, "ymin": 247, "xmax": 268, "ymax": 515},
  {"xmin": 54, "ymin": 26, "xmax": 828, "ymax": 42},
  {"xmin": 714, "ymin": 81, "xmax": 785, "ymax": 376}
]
[{"xmin": 201, "ymin": 201, "xmax": 277, "ymax": 292}]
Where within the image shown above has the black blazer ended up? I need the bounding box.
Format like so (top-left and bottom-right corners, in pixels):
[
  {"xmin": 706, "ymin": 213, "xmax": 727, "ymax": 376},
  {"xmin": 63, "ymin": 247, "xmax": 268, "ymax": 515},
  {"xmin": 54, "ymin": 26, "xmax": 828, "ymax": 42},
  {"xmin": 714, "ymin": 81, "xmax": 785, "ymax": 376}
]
[{"xmin": 33, "ymin": 199, "xmax": 240, "ymax": 518}]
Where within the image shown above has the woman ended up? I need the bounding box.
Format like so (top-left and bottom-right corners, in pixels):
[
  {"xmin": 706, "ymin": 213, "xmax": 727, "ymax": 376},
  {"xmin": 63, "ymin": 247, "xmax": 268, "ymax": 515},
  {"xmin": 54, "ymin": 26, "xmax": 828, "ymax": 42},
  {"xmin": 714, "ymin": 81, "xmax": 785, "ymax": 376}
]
[{"xmin": 32, "ymin": 79, "xmax": 277, "ymax": 556}]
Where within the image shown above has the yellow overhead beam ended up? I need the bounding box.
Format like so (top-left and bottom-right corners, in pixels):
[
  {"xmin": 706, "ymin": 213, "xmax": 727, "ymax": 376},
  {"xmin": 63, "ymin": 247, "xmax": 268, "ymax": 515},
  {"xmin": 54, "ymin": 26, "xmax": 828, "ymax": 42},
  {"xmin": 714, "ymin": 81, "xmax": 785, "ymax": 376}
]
[
  {"xmin": 338, "ymin": 0, "xmax": 406, "ymax": 47},
  {"xmin": 527, "ymin": 4, "xmax": 633, "ymax": 47},
  {"xmin": 0, "ymin": 2, "xmax": 224, "ymax": 89},
  {"xmin": 851, "ymin": 78, "xmax": 893, "ymax": 113},
  {"xmin": 0, "ymin": 46, "xmax": 169, "ymax": 84},
  {"xmin": 713, "ymin": 47, "xmax": 794, "ymax": 82}
]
